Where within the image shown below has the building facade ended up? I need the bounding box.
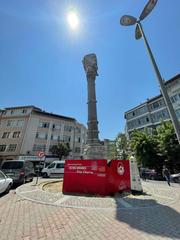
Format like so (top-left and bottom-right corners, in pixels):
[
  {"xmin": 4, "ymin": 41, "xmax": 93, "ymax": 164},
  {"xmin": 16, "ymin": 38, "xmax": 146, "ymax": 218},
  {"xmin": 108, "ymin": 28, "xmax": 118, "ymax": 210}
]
[
  {"xmin": 125, "ymin": 74, "xmax": 180, "ymax": 138},
  {"xmin": 0, "ymin": 106, "xmax": 87, "ymax": 164}
]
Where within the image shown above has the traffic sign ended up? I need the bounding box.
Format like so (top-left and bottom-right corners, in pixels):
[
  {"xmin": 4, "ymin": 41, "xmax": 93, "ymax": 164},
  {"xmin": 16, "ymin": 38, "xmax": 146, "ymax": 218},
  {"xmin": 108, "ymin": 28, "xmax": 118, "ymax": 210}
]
[{"xmin": 37, "ymin": 151, "xmax": 45, "ymax": 158}]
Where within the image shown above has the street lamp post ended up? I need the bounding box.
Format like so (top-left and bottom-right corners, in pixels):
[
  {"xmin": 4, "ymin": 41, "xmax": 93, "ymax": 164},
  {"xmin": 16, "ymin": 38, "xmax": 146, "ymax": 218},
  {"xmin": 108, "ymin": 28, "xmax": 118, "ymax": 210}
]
[{"xmin": 120, "ymin": 0, "xmax": 180, "ymax": 144}]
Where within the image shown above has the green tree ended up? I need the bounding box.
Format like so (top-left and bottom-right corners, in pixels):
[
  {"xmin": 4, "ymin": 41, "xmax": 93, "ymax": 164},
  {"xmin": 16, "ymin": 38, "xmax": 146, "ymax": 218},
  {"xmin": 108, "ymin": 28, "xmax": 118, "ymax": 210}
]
[
  {"xmin": 108, "ymin": 133, "xmax": 129, "ymax": 160},
  {"xmin": 115, "ymin": 133, "xmax": 129, "ymax": 159},
  {"xmin": 156, "ymin": 121, "xmax": 180, "ymax": 171},
  {"xmin": 108, "ymin": 141, "xmax": 119, "ymax": 160},
  {"xmin": 49, "ymin": 142, "xmax": 71, "ymax": 160},
  {"xmin": 130, "ymin": 129, "xmax": 160, "ymax": 168}
]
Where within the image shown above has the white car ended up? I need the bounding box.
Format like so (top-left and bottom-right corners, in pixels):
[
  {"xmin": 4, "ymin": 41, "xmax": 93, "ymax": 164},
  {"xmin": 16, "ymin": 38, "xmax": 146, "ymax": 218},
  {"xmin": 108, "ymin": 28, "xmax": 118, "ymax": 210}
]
[
  {"xmin": 0, "ymin": 170, "xmax": 13, "ymax": 194},
  {"xmin": 171, "ymin": 173, "xmax": 180, "ymax": 183},
  {"xmin": 41, "ymin": 160, "xmax": 65, "ymax": 178}
]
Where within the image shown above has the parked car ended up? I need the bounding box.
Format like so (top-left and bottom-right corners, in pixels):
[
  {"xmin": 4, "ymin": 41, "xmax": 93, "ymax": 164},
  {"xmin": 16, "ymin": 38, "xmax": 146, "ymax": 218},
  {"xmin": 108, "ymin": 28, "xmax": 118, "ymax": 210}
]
[
  {"xmin": 0, "ymin": 170, "xmax": 13, "ymax": 194},
  {"xmin": 171, "ymin": 173, "xmax": 180, "ymax": 183},
  {"xmin": 41, "ymin": 160, "xmax": 65, "ymax": 178},
  {"xmin": 1, "ymin": 160, "xmax": 34, "ymax": 184},
  {"xmin": 140, "ymin": 168, "xmax": 163, "ymax": 180}
]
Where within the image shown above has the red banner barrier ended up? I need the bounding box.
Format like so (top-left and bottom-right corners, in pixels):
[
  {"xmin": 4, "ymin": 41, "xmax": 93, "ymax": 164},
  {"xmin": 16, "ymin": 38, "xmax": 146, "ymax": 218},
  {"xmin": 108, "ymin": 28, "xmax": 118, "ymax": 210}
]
[{"xmin": 63, "ymin": 159, "xmax": 131, "ymax": 196}]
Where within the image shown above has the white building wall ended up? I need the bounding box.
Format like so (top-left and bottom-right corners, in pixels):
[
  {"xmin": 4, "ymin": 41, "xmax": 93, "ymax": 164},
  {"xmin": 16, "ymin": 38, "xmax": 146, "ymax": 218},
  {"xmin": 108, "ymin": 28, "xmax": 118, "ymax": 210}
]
[{"xmin": 20, "ymin": 115, "xmax": 39, "ymax": 155}]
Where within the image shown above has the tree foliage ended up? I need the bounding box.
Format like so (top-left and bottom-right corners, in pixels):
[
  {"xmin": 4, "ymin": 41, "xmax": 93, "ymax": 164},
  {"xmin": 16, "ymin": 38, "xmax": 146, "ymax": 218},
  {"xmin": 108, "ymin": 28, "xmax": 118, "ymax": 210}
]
[
  {"xmin": 129, "ymin": 121, "xmax": 180, "ymax": 171},
  {"xmin": 130, "ymin": 129, "xmax": 160, "ymax": 168},
  {"xmin": 115, "ymin": 133, "xmax": 129, "ymax": 159},
  {"xmin": 108, "ymin": 133, "xmax": 129, "ymax": 160},
  {"xmin": 105, "ymin": 121, "xmax": 180, "ymax": 171},
  {"xmin": 108, "ymin": 141, "xmax": 119, "ymax": 160},
  {"xmin": 49, "ymin": 142, "xmax": 71, "ymax": 160},
  {"xmin": 156, "ymin": 121, "xmax": 180, "ymax": 170}
]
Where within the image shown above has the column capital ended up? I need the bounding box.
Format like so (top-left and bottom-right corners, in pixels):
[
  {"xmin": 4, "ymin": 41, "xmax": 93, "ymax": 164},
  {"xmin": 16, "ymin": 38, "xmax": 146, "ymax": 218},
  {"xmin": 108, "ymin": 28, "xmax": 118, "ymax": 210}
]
[{"xmin": 82, "ymin": 53, "xmax": 98, "ymax": 77}]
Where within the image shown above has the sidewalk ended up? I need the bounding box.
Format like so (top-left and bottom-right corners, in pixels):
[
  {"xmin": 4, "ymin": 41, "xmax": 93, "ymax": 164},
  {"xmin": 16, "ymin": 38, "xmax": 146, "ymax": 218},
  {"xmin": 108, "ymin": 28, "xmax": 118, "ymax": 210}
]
[
  {"xmin": 16, "ymin": 178, "xmax": 180, "ymax": 210},
  {"xmin": 0, "ymin": 178, "xmax": 179, "ymax": 240}
]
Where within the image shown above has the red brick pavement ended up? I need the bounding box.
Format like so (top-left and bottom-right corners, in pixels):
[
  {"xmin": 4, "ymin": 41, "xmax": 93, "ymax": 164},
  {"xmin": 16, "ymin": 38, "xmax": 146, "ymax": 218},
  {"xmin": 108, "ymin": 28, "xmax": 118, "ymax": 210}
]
[{"xmin": 0, "ymin": 184, "xmax": 180, "ymax": 240}]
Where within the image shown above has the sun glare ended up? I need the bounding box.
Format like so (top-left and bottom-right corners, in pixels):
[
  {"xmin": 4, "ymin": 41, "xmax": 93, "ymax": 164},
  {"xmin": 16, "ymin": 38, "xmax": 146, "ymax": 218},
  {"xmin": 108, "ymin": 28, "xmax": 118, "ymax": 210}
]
[{"xmin": 67, "ymin": 10, "xmax": 79, "ymax": 30}]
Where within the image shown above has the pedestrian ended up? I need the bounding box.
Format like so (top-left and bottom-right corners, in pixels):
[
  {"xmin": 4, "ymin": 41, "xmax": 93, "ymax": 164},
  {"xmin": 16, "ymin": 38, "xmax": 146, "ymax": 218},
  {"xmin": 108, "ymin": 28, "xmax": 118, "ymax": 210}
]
[
  {"xmin": 140, "ymin": 168, "xmax": 146, "ymax": 181},
  {"xmin": 162, "ymin": 166, "xmax": 171, "ymax": 186}
]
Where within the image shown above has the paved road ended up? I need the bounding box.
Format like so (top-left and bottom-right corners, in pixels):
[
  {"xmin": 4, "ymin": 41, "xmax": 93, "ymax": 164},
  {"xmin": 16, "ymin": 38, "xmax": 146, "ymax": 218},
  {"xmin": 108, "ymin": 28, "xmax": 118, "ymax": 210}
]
[{"xmin": 0, "ymin": 180, "xmax": 180, "ymax": 240}]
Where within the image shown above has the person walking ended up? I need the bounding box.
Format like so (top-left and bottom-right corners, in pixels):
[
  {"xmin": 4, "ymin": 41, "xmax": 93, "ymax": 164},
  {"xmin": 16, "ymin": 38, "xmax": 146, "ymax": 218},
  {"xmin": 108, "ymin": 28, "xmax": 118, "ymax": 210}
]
[
  {"xmin": 140, "ymin": 168, "xmax": 146, "ymax": 181},
  {"xmin": 162, "ymin": 166, "xmax": 171, "ymax": 186}
]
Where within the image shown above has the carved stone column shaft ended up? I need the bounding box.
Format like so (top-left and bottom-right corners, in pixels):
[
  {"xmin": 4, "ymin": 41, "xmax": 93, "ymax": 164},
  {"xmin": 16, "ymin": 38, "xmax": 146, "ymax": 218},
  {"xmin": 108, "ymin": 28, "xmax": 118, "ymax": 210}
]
[{"xmin": 87, "ymin": 73, "xmax": 99, "ymax": 144}]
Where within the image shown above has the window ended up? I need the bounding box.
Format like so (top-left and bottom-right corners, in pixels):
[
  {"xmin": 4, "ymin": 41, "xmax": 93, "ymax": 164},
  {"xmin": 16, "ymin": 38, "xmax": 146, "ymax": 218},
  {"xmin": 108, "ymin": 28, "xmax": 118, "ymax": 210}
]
[
  {"xmin": 17, "ymin": 120, "xmax": 24, "ymax": 127},
  {"xmin": 13, "ymin": 131, "xmax": 20, "ymax": 138},
  {"xmin": 1, "ymin": 110, "xmax": 6, "ymax": 115},
  {"xmin": 51, "ymin": 134, "xmax": 59, "ymax": 141},
  {"xmin": 63, "ymin": 135, "xmax": 71, "ymax": 142},
  {"xmin": 0, "ymin": 172, "xmax": 5, "ymax": 180},
  {"xmin": 151, "ymin": 109, "xmax": 170, "ymax": 123},
  {"xmin": 0, "ymin": 145, "xmax": 6, "ymax": 152},
  {"xmin": 7, "ymin": 120, "xmax": 17, "ymax": 127},
  {"xmin": 1, "ymin": 161, "xmax": 23, "ymax": 169},
  {"xmin": 48, "ymin": 163, "xmax": 55, "ymax": 169},
  {"xmin": 176, "ymin": 109, "xmax": 180, "ymax": 118},
  {"xmin": 153, "ymin": 102, "xmax": 159, "ymax": 109},
  {"xmin": 11, "ymin": 110, "xmax": 14, "ymax": 115},
  {"xmin": 36, "ymin": 132, "xmax": 48, "ymax": 140},
  {"xmin": 2, "ymin": 132, "xmax": 10, "ymax": 139},
  {"xmin": 7, "ymin": 144, "xmax": 17, "ymax": 152},
  {"xmin": 64, "ymin": 125, "xmax": 72, "ymax": 132},
  {"xmin": 7, "ymin": 120, "xmax": 24, "ymax": 127},
  {"xmin": 39, "ymin": 121, "xmax": 50, "ymax": 128},
  {"xmin": 33, "ymin": 144, "xmax": 46, "ymax": 152},
  {"xmin": 149, "ymin": 99, "xmax": 165, "ymax": 111},
  {"xmin": 52, "ymin": 123, "xmax": 61, "ymax": 130},
  {"xmin": 56, "ymin": 163, "xmax": 65, "ymax": 168},
  {"xmin": 171, "ymin": 94, "xmax": 179, "ymax": 103},
  {"xmin": 22, "ymin": 109, "xmax": 27, "ymax": 114},
  {"xmin": 75, "ymin": 127, "xmax": 81, "ymax": 133},
  {"xmin": 75, "ymin": 136, "xmax": 81, "ymax": 143},
  {"xmin": 75, "ymin": 147, "xmax": 80, "ymax": 153}
]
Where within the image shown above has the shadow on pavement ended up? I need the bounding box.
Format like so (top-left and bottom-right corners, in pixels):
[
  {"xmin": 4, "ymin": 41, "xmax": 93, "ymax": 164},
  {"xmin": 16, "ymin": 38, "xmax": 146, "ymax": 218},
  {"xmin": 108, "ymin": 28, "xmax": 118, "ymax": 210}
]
[{"xmin": 115, "ymin": 197, "xmax": 180, "ymax": 239}]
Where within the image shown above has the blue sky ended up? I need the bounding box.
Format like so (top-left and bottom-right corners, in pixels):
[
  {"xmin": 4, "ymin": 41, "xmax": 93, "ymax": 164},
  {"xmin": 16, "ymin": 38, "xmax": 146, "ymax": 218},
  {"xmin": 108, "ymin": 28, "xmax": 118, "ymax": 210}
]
[{"xmin": 0, "ymin": 0, "xmax": 180, "ymax": 140}]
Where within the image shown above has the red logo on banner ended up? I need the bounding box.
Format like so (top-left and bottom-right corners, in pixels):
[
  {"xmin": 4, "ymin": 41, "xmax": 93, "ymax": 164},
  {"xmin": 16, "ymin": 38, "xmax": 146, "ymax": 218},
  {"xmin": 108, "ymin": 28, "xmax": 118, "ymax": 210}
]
[{"xmin": 117, "ymin": 162, "xmax": 124, "ymax": 175}]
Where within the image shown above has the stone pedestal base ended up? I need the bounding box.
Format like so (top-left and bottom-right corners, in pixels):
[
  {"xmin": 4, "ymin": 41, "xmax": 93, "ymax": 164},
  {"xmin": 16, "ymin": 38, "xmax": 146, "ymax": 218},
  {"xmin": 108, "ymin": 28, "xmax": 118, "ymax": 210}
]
[{"xmin": 83, "ymin": 143, "xmax": 106, "ymax": 159}]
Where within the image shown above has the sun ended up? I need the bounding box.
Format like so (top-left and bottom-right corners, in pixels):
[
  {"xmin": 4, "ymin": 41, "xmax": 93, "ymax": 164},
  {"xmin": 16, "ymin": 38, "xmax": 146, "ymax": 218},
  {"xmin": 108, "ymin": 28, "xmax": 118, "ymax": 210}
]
[{"xmin": 67, "ymin": 10, "xmax": 79, "ymax": 30}]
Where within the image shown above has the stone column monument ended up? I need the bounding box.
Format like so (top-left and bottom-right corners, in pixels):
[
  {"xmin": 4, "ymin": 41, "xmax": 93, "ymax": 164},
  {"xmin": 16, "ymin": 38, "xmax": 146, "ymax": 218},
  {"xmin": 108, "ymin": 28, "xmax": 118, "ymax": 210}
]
[{"xmin": 82, "ymin": 53, "xmax": 105, "ymax": 159}]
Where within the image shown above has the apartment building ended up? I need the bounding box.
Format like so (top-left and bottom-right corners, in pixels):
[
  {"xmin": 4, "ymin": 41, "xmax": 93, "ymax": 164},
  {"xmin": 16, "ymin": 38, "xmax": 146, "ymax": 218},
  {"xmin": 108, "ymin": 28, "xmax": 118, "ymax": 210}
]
[
  {"xmin": 0, "ymin": 106, "xmax": 87, "ymax": 164},
  {"xmin": 125, "ymin": 74, "xmax": 180, "ymax": 138}
]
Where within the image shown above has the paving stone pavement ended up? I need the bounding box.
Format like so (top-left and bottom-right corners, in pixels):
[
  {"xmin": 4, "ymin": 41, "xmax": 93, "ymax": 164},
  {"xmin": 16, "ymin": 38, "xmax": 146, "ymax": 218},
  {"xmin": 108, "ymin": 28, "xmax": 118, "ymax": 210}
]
[{"xmin": 0, "ymin": 179, "xmax": 180, "ymax": 240}]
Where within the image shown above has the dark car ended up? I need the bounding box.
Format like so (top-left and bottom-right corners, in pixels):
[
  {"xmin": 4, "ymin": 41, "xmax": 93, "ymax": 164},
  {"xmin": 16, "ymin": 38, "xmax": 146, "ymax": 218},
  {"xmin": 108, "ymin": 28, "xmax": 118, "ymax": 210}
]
[
  {"xmin": 140, "ymin": 168, "xmax": 163, "ymax": 180},
  {"xmin": 1, "ymin": 160, "xmax": 34, "ymax": 184}
]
